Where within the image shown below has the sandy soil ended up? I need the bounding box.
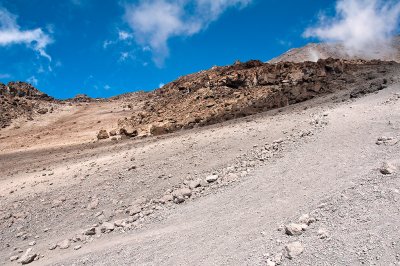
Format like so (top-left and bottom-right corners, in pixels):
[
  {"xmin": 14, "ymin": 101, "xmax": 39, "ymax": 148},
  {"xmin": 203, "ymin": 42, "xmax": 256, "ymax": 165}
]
[{"xmin": 1, "ymin": 80, "xmax": 400, "ymax": 265}]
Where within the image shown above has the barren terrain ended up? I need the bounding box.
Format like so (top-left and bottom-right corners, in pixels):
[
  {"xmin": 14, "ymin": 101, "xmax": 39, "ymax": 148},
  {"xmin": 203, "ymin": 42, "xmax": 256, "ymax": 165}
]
[{"xmin": 1, "ymin": 60, "xmax": 400, "ymax": 266}]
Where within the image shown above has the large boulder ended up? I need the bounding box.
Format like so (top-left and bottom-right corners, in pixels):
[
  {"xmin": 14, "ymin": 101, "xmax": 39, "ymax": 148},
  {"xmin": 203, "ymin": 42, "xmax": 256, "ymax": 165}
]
[
  {"xmin": 97, "ymin": 129, "xmax": 109, "ymax": 140},
  {"xmin": 118, "ymin": 118, "xmax": 138, "ymax": 137}
]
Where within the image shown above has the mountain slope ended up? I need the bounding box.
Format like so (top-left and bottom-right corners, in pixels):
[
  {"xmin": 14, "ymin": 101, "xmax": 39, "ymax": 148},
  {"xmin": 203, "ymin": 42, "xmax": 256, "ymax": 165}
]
[{"xmin": 269, "ymin": 37, "xmax": 400, "ymax": 63}]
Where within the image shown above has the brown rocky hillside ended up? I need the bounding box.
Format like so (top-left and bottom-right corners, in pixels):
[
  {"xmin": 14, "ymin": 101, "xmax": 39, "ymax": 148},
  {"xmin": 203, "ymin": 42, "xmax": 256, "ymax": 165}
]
[
  {"xmin": 0, "ymin": 82, "xmax": 58, "ymax": 129},
  {"xmin": 116, "ymin": 58, "xmax": 398, "ymax": 137}
]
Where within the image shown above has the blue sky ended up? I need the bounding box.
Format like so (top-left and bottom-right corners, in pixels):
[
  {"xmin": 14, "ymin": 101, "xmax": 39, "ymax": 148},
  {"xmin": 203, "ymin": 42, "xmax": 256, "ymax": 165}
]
[{"xmin": 0, "ymin": 0, "xmax": 398, "ymax": 99}]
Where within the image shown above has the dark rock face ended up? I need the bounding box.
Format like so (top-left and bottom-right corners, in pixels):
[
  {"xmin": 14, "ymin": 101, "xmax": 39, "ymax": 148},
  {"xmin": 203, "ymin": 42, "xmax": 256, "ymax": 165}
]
[{"xmin": 119, "ymin": 58, "xmax": 398, "ymax": 136}]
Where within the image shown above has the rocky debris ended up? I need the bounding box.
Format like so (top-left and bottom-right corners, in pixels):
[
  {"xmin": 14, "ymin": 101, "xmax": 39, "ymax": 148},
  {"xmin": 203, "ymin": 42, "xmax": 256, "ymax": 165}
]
[
  {"xmin": 109, "ymin": 129, "xmax": 118, "ymax": 136},
  {"xmin": 284, "ymin": 241, "xmax": 304, "ymax": 259},
  {"xmin": 100, "ymin": 222, "xmax": 115, "ymax": 233},
  {"xmin": 18, "ymin": 248, "xmax": 37, "ymax": 264},
  {"xmin": 37, "ymin": 108, "xmax": 48, "ymax": 114},
  {"xmin": 83, "ymin": 227, "xmax": 96, "ymax": 236},
  {"xmin": 10, "ymin": 255, "xmax": 19, "ymax": 262},
  {"xmin": 159, "ymin": 194, "xmax": 173, "ymax": 204},
  {"xmin": 317, "ymin": 228, "xmax": 329, "ymax": 239},
  {"xmin": 48, "ymin": 244, "xmax": 57, "ymax": 250},
  {"xmin": 284, "ymin": 223, "xmax": 307, "ymax": 236},
  {"xmin": 118, "ymin": 118, "xmax": 139, "ymax": 137},
  {"xmin": 67, "ymin": 94, "xmax": 93, "ymax": 103},
  {"xmin": 97, "ymin": 130, "xmax": 109, "ymax": 140},
  {"xmin": 0, "ymin": 82, "xmax": 56, "ymax": 128},
  {"xmin": 74, "ymin": 245, "xmax": 82, "ymax": 250},
  {"xmin": 379, "ymin": 162, "xmax": 397, "ymax": 175},
  {"xmin": 380, "ymin": 162, "xmax": 396, "ymax": 175},
  {"xmin": 117, "ymin": 59, "xmax": 397, "ymax": 137},
  {"xmin": 172, "ymin": 188, "xmax": 192, "ymax": 204},
  {"xmin": 376, "ymin": 136, "xmax": 398, "ymax": 146},
  {"xmin": 57, "ymin": 239, "xmax": 70, "ymax": 249},
  {"xmin": 350, "ymin": 78, "xmax": 387, "ymax": 98},
  {"xmin": 87, "ymin": 198, "xmax": 99, "ymax": 210},
  {"xmin": 126, "ymin": 205, "xmax": 142, "ymax": 216},
  {"xmin": 206, "ymin": 174, "xmax": 219, "ymax": 183},
  {"xmin": 189, "ymin": 179, "xmax": 202, "ymax": 189},
  {"xmin": 298, "ymin": 214, "xmax": 316, "ymax": 225}
]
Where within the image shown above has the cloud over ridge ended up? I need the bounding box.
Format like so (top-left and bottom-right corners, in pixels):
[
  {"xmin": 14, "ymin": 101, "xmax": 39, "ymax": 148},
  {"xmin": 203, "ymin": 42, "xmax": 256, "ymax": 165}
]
[{"xmin": 304, "ymin": 0, "xmax": 400, "ymax": 58}]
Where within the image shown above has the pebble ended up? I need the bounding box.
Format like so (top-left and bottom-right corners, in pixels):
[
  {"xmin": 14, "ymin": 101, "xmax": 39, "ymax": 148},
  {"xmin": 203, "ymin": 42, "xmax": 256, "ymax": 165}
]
[
  {"xmin": 285, "ymin": 241, "xmax": 304, "ymax": 259},
  {"xmin": 10, "ymin": 255, "xmax": 19, "ymax": 262},
  {"xmin": 317, "ymin": 228, "xmax": 329, "ymax": 239},
  {"xmin": 380, "ymin": 162, "xmax": 396, "ymax": 175},
  {"xmin": 206, "ymin": 175, "xmax": 219, "ymax": 183},
  {"xmin": 189, "ymin": 179, "xmax": 202, "ymax": 189},
  {"xmin": 298, "ymin": 214, "xmax": 316, "ymax": 225},
  {"xmin": 83, "ymin": 227, "xmax": 96, "ymax": 236},
  {"xmin": 284, "ymin": 223, "xmax": 307, "ymax": 236},
  {"xmin": 58, "ymin": 239, "xmax": 70, "ymax": 249},
  {"xmin": 18, "ymin": 248, "xmax": 37, "ymax": 264},
  {"xmin": 101, "ymin": 222, "xmax": 115, "ymax": 233}
]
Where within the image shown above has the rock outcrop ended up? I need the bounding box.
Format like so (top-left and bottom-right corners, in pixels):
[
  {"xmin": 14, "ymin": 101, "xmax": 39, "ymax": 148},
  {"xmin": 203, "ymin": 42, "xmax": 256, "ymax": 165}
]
[
  {"xmin": 0, "ymin": 82, "xmax": 56, "ymax": 128},
  {"xmin": 118, "ymin": 58, "xmax": 397, "ymax": 137}
]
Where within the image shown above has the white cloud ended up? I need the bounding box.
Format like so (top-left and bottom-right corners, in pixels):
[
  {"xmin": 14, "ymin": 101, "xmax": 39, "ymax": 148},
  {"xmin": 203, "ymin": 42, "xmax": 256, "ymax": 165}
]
[
  {"xmin": 124, "ymin": 0, "xmax": 252, "ymax": 66},
  {"xmin": 103, "ymin": 39, "xmax": 114, "ymax": 49},
  {"xmin": 27, "ymin": 76, "xmax": 38, "ymax": 86},
  {"xmin": 120, "ymin": 51, "xmax": 130, "ymax": 61},
  {"xmin": 0, "ymin": 8, "xmax": 53, "ymax": 61},
  {"xmin": 304, "ymin": 0, "xmax": 400, "ymax": 57},
  {"xmin": 0, "ymin": 73, "xmax": 11, "ymax": 79},
  {"xmin": 118, "ymin": 30, "xmax": 133, "ymax": 41}
]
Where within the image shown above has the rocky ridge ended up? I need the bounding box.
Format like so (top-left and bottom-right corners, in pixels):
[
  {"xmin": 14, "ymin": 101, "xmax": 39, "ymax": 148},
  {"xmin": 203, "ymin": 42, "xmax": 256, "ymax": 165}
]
[
  {"xmin": 0, "ymin": 82, "xmax": 57, "ymax": 129},
  {"xmin": 114, "ymin": 58, "xmax": 397, "ymax": 138}
]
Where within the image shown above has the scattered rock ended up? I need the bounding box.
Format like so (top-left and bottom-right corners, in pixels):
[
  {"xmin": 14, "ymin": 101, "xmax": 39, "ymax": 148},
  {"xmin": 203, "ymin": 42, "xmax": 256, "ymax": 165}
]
[
  {"xmin": 97, "ymin": 129, "xmax": 109, "ymax": 140},
  {"xmin": 18, "ymin": 248, "xmax": 37, "ymax": 264},
  {"xmin": 284, "ymin": 241, "xmax": 304, "ymax": 259},
  {"xmin": 189, "ymin": 179, "xmax": 202, "ymax": 189},
  {"xmin": 57, "ymin": 239, "xmax": 70, "ymax": 249},
  {"xmin": 380, "ymin": 162, "xmax": 396, "ymax": 175},
  {"xmin": 87, "ymin": 198, "xmax": 99, "ymax": 210},
  {"xmin": 317, "ymin": 228, "xmax": 329, "ymax": 239},
  {"xmin": 48, "ymin": 243, "xmax": 57, "ymax": 250},
  {"xmin": 100, "ymin": 222, "xmax": 115, "ymax": 233},
  {"xmin": 10, "ymin": 255, "xmax": 19, "ymax": 262},
  {"xmin": 37, "ymin": 108, "xmax": 48, "ymax": 115},
  {"xmin": 109, "ymin": 129, "xmax": 118, "ymax": 136},
  {"xmin": 298, "ymin": 214, "xmax": 316, "ymax": 225},
  {"xmin": 206, "ymin": 174, "xmax": 219, "ymax": 183},
  {"xmin": 266, "ymin": 259, "xmax": 276, "ymax": 266},
  {"xmin": 83, "ymin": 227, "xmax": 96, "ymax": 236},
  {"xmin": 284, "ymin": 223, "xmax": 307, "ymax": 236},
  {"xmin": 74, "ymin": 245, "xmax": 82, "ymax": 250},
  {"xmin": 159, "ymin": 194, "xmax": 173, "ymax": 204},
  {"xmin": 28, "ymin": 241, "xmax": 36, "ymax": 246},
  {"xmin": 376, "ymin": 136, "xmax": 398, "ymax": 146},
  {"xmin": 173, "ymin": 188, "xmax": 192, "ymax": 198},
  {"xmin": 126, "ymin": 205, "xmax": 142, "ymax": 216}
]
